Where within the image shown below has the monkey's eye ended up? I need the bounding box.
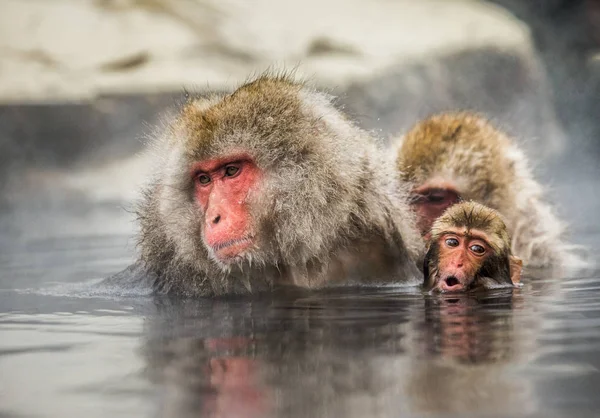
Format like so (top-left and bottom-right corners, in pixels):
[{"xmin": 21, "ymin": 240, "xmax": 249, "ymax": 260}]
[
  {"xmin": 224, "ymin": 165, "xmax": 239, "ymax": 177},
  {"xmin": 445, "ymin": 237, "xmax": 459, "ymax": 247},
  {"xmin": 426, "ymin": 192, "xmax": 446, "ymax": 203},
  {"xmin": 197, "ymin": 174, "xmax": 211, "ymax": 185},
  {"xmin": 469, "ymin": 244, "xmax": 485, "ymax": 255}
]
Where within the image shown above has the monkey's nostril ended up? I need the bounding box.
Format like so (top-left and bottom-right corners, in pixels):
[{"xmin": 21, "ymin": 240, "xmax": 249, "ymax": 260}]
[
  {"xmin": 445, "ymin": 276, "xmax": 459, "ymax": 287},
  {"xmin": 213, "ymin": 215, "xmax": 221, "ymax": 224}
]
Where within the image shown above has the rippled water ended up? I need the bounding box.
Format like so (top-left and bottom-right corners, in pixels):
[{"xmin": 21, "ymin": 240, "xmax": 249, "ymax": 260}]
[{"xmin": 2, "ymin": 224, "xmax": 600, "ymax": 418}]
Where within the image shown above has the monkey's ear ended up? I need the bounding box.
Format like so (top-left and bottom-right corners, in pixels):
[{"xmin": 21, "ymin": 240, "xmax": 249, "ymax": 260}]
[
  {"xmin": 478, "ymin": 253, "xmax": 512, "ymax": 287},
  {"xmin": 422, "ymin": 245, "xmax": 431, "ymax": 278},
  {"xmin": 422, "ymin": 243, "xmax": 438, "ymax": 288},
  {"xmin": 509, "ymin": 255, "xmax": 523, "ymax": 285}
]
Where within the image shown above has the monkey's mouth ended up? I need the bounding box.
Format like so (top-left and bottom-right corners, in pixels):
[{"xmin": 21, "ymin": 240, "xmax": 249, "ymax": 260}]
[
  {"xmin": 445, "ymin": 276, "xmax": 459, "ymax": 287},
  {"xmin": 211, "ymin": 236, "xmax": 255, "ymax": 260},
  {"xmin": 435, "ymin": 275, "xmax": 466, "ymax": 292}
]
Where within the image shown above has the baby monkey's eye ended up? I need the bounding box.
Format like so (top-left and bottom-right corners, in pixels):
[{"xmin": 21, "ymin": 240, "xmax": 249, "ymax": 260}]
[
  {"xmin": 445, "ymin": 238, "xmax": 459, "ymax": 247},
  {"xmin": 224, "ymin": 165, "xmax": 239, "ymax": 177},
  {"xmin": 426, "ymin": 192, "xmax": 446, "ymax": 203},
  {"xmin": 469, "ymin": 244, "xmax": 485, "ymax": 255},
  {"xmin": 197, "ymin": 174, "xmax": 211, "ymax": 184}
]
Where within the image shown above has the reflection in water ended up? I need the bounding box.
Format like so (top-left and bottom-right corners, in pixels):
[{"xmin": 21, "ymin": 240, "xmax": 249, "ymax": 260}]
[
  {"xmin": 139, "ymin": 288, "xmax": 541, "ymax": 418},
  {"xmin": 417, "ymin": 291, "xmax": 522, "ymax": 362},
  {"xmin": 141, "ymin": 291, "xmax": 408, "ymax": 418},
  {"xmin": 406, "ymin": 291, "xmax": 536, "ymax": 416}
]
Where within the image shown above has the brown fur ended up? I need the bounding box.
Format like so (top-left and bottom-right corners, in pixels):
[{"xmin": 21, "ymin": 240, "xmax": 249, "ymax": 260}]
[
  {"xmin": 430, "ymin": 202, "xmax": 509, "ymax": 254},
  {"xmin": 130, "ymin": 73, "xmax": 421, "ymax": 297},
  {"xmin": 396, "ymin": 111, "xmax": 581, "ymax": 268}
]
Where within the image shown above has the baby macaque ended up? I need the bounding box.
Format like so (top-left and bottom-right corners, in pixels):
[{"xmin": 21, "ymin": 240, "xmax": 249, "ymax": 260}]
[
  {"xmin": 423, "ymin": 201, "xmax": 522, "ymax": 292},
  {"xmin": 396, "ymin": 111, "xmax": 580, "ymax": 268},
  {"xmin": 110, "ymin": 73, "xmax": 422, "ymax": 297}
]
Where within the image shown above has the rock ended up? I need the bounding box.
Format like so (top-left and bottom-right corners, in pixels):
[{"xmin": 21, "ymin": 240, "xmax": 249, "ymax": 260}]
[
  {"xmin": 1, "ymin": 0, "xmax": 539, "ymax": 102},
  {"xmin": 339, "ymin": 46, "xmax": 566, "ymax": 159}
]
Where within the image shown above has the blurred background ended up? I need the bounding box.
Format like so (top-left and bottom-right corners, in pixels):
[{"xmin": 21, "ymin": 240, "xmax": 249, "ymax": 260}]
[{"xmin": 1, "ymin": 0, "xmax": 599, "ymax": 243}]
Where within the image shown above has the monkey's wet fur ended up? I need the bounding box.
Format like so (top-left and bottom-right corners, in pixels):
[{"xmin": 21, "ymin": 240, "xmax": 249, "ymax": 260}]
[
  {"xmin": 396, "ymin": 111, "xmax": 582, "ymax": 268},
  {"xmin": 109, "ymin": 73, "xmax": 421, "ymax": 297},
  {"xmin": 106, "ymin": 73, "xmax": 583, "ymax": 297}
]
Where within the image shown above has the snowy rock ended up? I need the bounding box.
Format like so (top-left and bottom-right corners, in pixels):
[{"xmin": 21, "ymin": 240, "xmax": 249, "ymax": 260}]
[{"xmin": 1, "ymin": 0, "xmax": 538, "ymax": 101}]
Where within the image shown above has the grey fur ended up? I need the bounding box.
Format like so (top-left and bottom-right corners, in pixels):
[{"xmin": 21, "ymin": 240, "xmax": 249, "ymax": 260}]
[{"xmin": 125, "ymin": 74, "xmax": 421, "ymax": 297}]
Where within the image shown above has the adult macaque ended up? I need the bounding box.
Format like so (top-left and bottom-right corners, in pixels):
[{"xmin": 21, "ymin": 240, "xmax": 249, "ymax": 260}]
[
  {"xmin": 396, "ymin": 111, "xmax": 579, "ymax": 268},
  {"xmin": 112, "ymin": 74, "xmax": 421, "ymax": 297},
  {"xmin": 423, "ymin": 201, "xmax": 522, "ymax": 292}
]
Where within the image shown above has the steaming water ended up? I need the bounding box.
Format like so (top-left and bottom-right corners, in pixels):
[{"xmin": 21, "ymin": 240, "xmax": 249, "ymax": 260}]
[{"xmin": 1, "ymin": 189, "xmax": 600, "ymax": 418}]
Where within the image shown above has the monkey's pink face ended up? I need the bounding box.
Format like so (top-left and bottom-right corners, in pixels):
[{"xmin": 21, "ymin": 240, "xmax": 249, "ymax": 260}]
[
  {"xmin": 191, "ymin": 155, "xmax": 262, "ymax": 263},
  {"xmin": 410, "ymin": 182, "xmax": 460, "ymax": 238},
  {"xmin": 433, "ymin": 228, "xmax": 490, "ymax": 292}
]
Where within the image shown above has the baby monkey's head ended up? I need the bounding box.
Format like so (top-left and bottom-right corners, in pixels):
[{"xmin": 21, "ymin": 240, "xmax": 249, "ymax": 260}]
[{"xmin": 424, "ymin": 201, "xmax": 522, "ymax": 292}]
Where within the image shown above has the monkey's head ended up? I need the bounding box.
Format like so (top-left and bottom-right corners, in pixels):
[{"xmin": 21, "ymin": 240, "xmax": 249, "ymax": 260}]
[
  {"xmin": 397, "ymin": 112, "xmax": 518, "ymax": 237},
  {"xmin": 144, "ymin": 74, "xmax": 384, "ymax": 276},
  {"xmin": 423, "ymin": 201, "xmax": 522, "ymax": 292}
]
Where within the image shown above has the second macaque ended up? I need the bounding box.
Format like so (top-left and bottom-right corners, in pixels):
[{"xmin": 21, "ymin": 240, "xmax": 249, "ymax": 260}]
[
  {"xmin": 424, "ymin": 201, "xmax": 522, "ymax": 292},
  {"xmin": 396, "ymin": 111, "xmax": 580, "ymax": 268}
]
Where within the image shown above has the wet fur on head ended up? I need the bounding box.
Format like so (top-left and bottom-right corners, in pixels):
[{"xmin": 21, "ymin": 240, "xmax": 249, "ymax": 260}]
[
  {"xmin": 397, "ymin": 111, "xmax": 584, "ymax": 268},
  {"xmin": 430, "ymin": 201, "xmax": 509, "ymax": 255},
  {"xmin": 135, "ymin": 72, "xmax": 421, "ymax": 296}
]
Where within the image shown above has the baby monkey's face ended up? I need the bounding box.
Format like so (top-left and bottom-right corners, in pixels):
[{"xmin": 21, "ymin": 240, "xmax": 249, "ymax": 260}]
[
  {"xmin": 423, "ymin": 202, "xmax": 522, "ymax": 293},
  {"xmin": 431, "ymin": 228, "xmax": 491, "ymax": 292}
]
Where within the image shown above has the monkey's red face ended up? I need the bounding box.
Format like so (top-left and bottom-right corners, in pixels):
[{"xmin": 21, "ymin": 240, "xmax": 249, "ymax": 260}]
[
  {"xmin": 433, "ymin": 228, "xmax": 490, "ymax": 292},
  {"xmin": 411, "ymin": 183, "xmax": 460, "ymax": 238},
  {"xmin": 192, "ymin": 155, "xmax": 262, "ymax": 263}
]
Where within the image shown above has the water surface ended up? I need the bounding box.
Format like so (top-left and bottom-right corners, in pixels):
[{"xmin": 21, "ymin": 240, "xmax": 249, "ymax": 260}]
[{"xmin": 2, "ymin": 225, "xmax": 600, "ymax": 418}]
